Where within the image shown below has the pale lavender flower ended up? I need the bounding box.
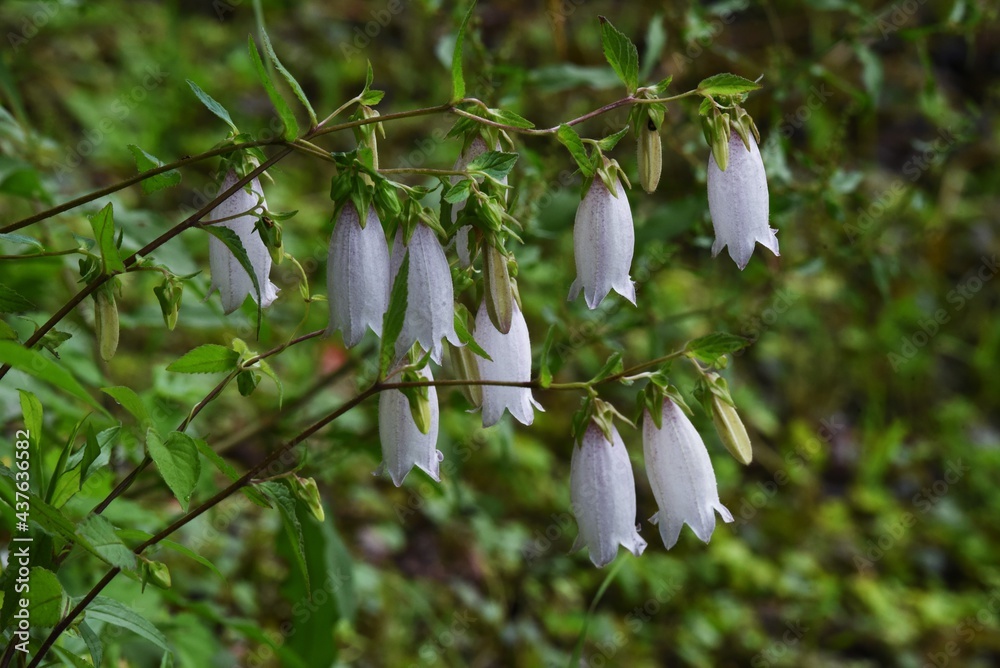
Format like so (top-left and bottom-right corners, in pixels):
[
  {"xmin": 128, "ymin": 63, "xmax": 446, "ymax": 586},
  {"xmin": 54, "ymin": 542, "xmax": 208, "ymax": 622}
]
[
  {"xmin": 474, "ymin": 299, "xmax": 542, "ymax": 426},
  {"xmin": 642, "ymin": 399, "xmax": 733, "ymax": 549},
  {"xmin": 570, "ymin": 423, "xmax": 647, "ymax": 567},
  {"xmin": 378, "ymin": 365, "xmax": 441, "ymax": 486},
  {"xmin": 326, "ymin": 204, "xmax": 390, "ymax": 347},
  {"xmin": 207, "ymin": 170, "xmax": 279, "ymax": 314},
  {"xmin": 569, "ymin": 177, "xmax": 636, "ymax": 309},
  {"xmin": 707, "ymin": 133, "xmax": 779, "ymax": 270},
  {"xmin": 389, "ymin": 224, "xmax": 460, "ymax": 363}
]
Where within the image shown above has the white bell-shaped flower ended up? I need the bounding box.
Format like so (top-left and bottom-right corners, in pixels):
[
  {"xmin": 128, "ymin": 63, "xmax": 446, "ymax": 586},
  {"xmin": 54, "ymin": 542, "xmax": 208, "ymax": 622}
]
[
  {"xmin": 451, "ymin": 137, "xmax": 505, "ymax": 267},
  {"xmin": 569, "ymin": 177, "xmax": 636, "ymax": 309},
  {"xmin": 474, "ymin": 299, "xmax": 542, "ymax": 427},
  {"xmin": 707, "ymin": 132, "xmax": 779, "ymax": 270},
  {"xmin": 207, "ymin": 170, "xmax": 279, "ymax": 314},
  {"xmin": 570, "ymin": 423, "xmax": 647, "ymax": 567},
  {"xmin": 643, "ymin": 399, "xmax": 734, "ymax": 549},
  {"xmin": 326, "ymin": 204, "xmax": 390, "ymax": 347},
  {"xmin": 389, "ymin": 224, "xmax": 460, "ymax": 364},
  {"xmin": 378, "ymin": 365, "xmax": 442, "ymax": 486}
]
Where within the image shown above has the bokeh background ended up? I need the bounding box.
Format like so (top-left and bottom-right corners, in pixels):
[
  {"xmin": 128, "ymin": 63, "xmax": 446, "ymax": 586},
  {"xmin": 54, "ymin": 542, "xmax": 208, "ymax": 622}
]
[{"xmin": 2, "ymin": 0, "xmax": 1000, "ymax": 665}]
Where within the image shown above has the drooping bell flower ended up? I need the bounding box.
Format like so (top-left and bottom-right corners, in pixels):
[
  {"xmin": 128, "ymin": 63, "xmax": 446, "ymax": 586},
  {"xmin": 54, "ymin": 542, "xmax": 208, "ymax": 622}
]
[
  {"xmin": 570, "ymin": 422, "xmax": 647, "ymax": 567},
  {"xmin": 568, "ymin": 176, "xmax": 636, "ymax": 310},
  {"xmin": 707, "ymin": 132, "xmax": 779, "ymax": 270},
  {"xmin": 642, "ymin": 398, "xmax": 733, "ymax": 549},
  {"xmin": 207, "ymin": 170, "xmax": 279, "ymax": 314},
  {"xmin": 474, "ymin": 299, "xmax": 542, "ymax": 427},
  {"xmin": 378, "ymin": 364, "xmax": 442, "ymax": 486},
  {"xmin": 389, "ymin": 224, "xmax": 460, "ymax": 364},
  {"xmin": 451, "ymin": 137, "xmax": 505, "ymax": 267},
  {"xmin": 326, "ymin": 204, "xmax": 390, "ymax": 347}
]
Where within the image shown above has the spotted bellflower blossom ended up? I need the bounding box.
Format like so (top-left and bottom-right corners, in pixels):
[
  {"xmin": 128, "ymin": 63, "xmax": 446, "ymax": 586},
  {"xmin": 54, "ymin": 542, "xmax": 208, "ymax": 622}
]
[
  {"xmin": 707, "ymin": 133, "xmax": 779, "ymax": 270},
  {"xmin": 569, "ymin": 176, "xmax": 636, "ymax": 309},
  {"xmin": 389, "ymin": 224, "xmax": 460, "ymax": 363},
  {"xmin": 570, "ymin": 423, "xmax": 647, "ymax": 567},
  {"xmin": 326, "ymin": 204, "xmax": 390, "ymax": 347},
  {"xmin": 378, "ymin": 364, "xmax": 442, "ymax": 486},
  {"xmin": 643, "ymin": 398, "xmax": 733, "ymax": 549},
  {"xmin": 450, "ymin": 137, "xmax": 505, "ymax": 267},
  {"xmin": 207, "ymin": 170, "xmax": 280, "ymax": 314},
  {"xmin": 474, "ymin": 299, "xmax": 542, "ymax": 427}
]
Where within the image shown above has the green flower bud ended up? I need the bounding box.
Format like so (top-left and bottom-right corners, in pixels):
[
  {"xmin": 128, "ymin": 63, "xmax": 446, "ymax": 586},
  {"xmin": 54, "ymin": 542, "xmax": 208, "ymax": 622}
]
[
  {"xmin": 483, "ymin": 243, "xmax": 513, "ymax": 334},
  {"xmin": 142, "ymin": 559, "xmax": 171, "ymax": 590},
  {"xmin": 638, "ymin": 119, "xmax": 662, "ymax": 194},
  {"xmin": 711, "ymin": 394, "xmax": 752, "ymax": 465},
  {"xmin": 292, "ymin": 476, "xmax": 325, "ymax": 523},
  {"xmin": 94, "ymin": 287, "xmax": 119, "ymax": 361},
  {"xmin": 448, "ymin": 341, "xmax": 483, "ymax": 408}
]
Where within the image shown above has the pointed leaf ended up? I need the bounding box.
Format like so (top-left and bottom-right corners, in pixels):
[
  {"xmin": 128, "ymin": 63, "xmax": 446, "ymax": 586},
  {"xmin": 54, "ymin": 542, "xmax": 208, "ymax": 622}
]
[
  {"xmin": 451, "ymin": 1, "xmax": 478, "ymax": 100},
  {"xmin": 127, "ymin": 145, "xmax": 182, "ymax": 194},
  {"xmin": 258, "ymin": 27, "xmax": 317, "ymax": 126},
  {"xmin": 248, "ymin": 35, "xmax": 299, "ymax": 140},
  {"xmin": 166, "ymin": 344, "xmax": 240, "ymax": 374},
  {"xmin": 599, "ymin": 16, "xmax": 639, "ymax": 93},
  {"xmin": 146, "ymin": 429, "xmax": 201, "ymax": 511},
  {"xmin": 186, "ymin": 79, "xmax": 238, "ymax": 133},
  {"xmin": 88, "ymin": 203, "xmax": 125, "ymax": 274}
]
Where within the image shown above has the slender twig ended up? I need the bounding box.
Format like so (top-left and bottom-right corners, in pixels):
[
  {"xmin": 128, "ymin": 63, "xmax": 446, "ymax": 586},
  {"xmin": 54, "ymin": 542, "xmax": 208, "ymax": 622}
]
[
  {"xmin": 0, "ymin": 248, "xmax": 81, "ymax": 260},
  {"xmin": 0, "ymin": 139, "xmax": 281, "ymax": 234}
]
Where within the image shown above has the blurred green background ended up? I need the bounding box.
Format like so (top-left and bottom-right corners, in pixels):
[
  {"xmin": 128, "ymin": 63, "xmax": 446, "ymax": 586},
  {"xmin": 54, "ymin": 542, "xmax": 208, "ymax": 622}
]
[{"xmin": 2, "ymin": 0, "xmax": 1000, "ymax": 665}]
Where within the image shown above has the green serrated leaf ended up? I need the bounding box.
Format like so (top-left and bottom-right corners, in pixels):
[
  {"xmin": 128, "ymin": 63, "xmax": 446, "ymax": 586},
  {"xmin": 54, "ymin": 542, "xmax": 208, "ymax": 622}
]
[
  {"xmin": 76, "ymin": 515, "xmax": 137, "ymax": 572},
  {"xmin": 260, "ymin": 480, "xmax": 310, "ymax": 592},
  {"xmin": 127, "ymin": 145, "xmax": 182, "ymax": 194},
  {"xmin": 556, "ymin": 124, "xmax": 594, "ymax": 177},
  {"xmin": 25, "ymin": 567, "xmax": 67, "ymax": 628},
  {"xmin": 360, "ymin": 88, "xmax": 385, "ymax": 106},
  {"xmin": 85, "ymin": 596, "xmax": 171, "ymax": 653},
  {"xmin": 0, "ymin": 341, "xmax": 106, "ymax": 414},
  {"xmin": 167, "ymin": 344, "xmax": 241, "ymax": 374},
  {"xmin": 248, "ymin": 35, "xmax": 299, "ymax": 140},
  {"xmin": 490, "ymin": 108, "xmax": 535, "ymax": 129},
  {"xmin": 88, "ymin": 203, "xmax": 125, "ymax": 275},
  {"xmin": 451, "ymin": 1, "xmax": 477, "ymax": 100},
  {"xmin": 596, "ymin": 126, "xmax": 629, "ymax": 151},
  {"xmin": 697, "ymin": 73, "xmax": 761, "ymax": 97},
  {"xmin": 0, "ymin": 232, "xmax": 44, "ymax": 249},
  {"xmin": 101, "ymin": 386, "xmax": 151, "ymax": 426},
  {"xmin": 444, "ymin": 178, "xmax": 473, "ymax": 204},
  {"xmin": 146, "ymin": 429, "xmax": 201, "ymax": 511},
  {"xmin": 466, "ymin": 150, "xmax": 518, "ymax": 181},
  {"xmin": 186, "ymin": 79, "xmax": 239, "ymax": 133},
  {"xmin": 258, "ymin": 26, "xmax": 317, "ymax": 126},
  {"xmin": 380, "ymin": 253, "xmax": 409, "ymax": 376},
  {"xmin": 685, "ymin": 332, "xmax": 749, "ymax": 364},
  {"xmin": 200, "ymin": 224, "xmax": 263, "ymax": 331},
  {"xmin": 0, "ymin": 284, "xmax": 35, "ymax": 313},
  {"xmin": 599, "ymin": 16, "xmax": 639, "ymax": 93}
]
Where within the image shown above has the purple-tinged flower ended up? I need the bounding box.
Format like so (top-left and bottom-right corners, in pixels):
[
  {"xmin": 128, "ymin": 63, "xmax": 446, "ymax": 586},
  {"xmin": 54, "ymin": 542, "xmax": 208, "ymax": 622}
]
[
  {"xmin": 207, "ymin": 170, "xmax": 279, "ymax": 314},
  {"xmin": 569, "ymin": 177, "xmax": 636, "ymax": 309},
  {"xmin": 474, "ymin": 299, "xmax": 542, "ymax": 426},
  {"xmin": 389, "ymin": 224, "xmax": 460, "ymax": 363},
  {"xmin": 326, "ymin": 204, "xmax": 390, "ymax": 347},
  {"xmin": 570, "ymin": 423, "xmax": 647, "ymax": 567},
  {"xmin": 378, "ymin": 365, "xmax": 441, "ymax": 486},
  {"xmin": 707, "ymin": 133, "xmax": 779, "ymax": 270},
  {"xmin": 642, "ymin": 399, "xmax": 733, "ymax": 549}
]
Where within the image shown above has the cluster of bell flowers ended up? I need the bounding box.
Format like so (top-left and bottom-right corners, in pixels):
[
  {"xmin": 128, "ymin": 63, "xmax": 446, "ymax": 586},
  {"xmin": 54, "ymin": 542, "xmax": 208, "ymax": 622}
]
[
  {"xmin": 571, "ymin": 399, "xmax": 735, "ymax": 568},
  {"xmin": 204, "ymin": 129, "xmax": 764, "ymax": 564},
  {"xmin": 569, "ymin": 128, "xmax": 779, "ymax": 311}
]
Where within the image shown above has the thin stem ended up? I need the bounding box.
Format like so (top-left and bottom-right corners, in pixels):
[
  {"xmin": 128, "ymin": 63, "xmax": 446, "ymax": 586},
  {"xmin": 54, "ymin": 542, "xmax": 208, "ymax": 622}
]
[
  {"xmin": 0, "ymin": 148, "xmax": 291, "ymax": 383},
  {"xmin": 0, "ymin": 139, "xmax": 280, "ymax": 234}
]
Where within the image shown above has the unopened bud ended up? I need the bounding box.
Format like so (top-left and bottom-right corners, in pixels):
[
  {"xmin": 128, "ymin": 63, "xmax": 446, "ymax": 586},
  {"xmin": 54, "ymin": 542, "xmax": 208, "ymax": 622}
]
[
  {"xmin": 142, "ymin": 560, "xmax": 171, "ymax": 590},
  {"xmin": 638, "ymin": 119, "xmax": 662, "ymax": 194},
  {"xmin": 95, "ymin": 287, "xmax": 119, "ymax": 361},
  {"xmin": 711, "ymin": 395, "xmax": 752, "ymax": 465},
  {"xmin": 292, "ymin": 476, "xmax": 325, "ymax": 522},
  {"xmin": 448, "ymin": 341, "xmax": 483, "ymax": 408},
  {"xmin": 483, "ymin": 243, "xmax": 513, "ymax": 334}
]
